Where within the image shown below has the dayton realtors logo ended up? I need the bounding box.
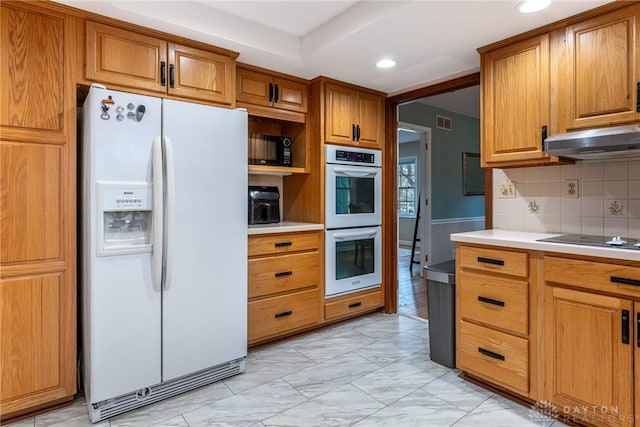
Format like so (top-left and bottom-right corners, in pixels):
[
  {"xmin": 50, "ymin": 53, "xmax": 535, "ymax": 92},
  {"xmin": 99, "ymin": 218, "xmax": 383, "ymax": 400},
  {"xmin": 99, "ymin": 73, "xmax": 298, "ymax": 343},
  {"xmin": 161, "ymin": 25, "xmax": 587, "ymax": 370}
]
[{"xmin": 529, "ymin": 400, "xmax": 631, "ymax": 425}]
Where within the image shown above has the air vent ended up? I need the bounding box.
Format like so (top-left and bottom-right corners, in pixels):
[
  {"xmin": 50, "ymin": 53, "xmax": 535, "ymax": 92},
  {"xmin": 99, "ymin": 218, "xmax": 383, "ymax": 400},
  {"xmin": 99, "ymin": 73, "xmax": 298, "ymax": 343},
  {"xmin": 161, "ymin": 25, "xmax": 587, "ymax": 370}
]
[{"xmin": 436, "ymin": 114, "xmax": 452, "ymax": 131}]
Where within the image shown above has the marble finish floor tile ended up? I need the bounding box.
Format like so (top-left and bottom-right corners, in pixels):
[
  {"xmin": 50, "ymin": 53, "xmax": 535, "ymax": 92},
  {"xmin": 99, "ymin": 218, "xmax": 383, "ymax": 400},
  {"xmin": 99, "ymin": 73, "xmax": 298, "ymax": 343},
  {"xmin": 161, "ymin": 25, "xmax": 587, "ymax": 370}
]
[
  {"xmin": 352, "ymin": 356, "xmax": 449, "ymax": 405},
  {"xmin": 453, "ymin": 394, "xmax": 546, "ymax": 426},
  {"xmin": 149, "ymin": 415, "xmax": 189, "ymax": 426},
  {"xmin": 223, "ymin": 347, "xmax": 316, "ymax": 394},
  {"xmin": 7, "ymin": 313, "xmax": 560, "ymax": 427},
  {"xmin": 182, "ymin": 378, "xmax": 306, "ymax": 427},
  {"xmin": 263, "ymin": 384, "xmax": 384, "ymax": 426},
  {"xmin": 292, "ymin": 328, "xmax": 377, "ymax": 363},
  {"xmin": 34, "ymin": 398, "xmax": 90, "ymax": 427},
  {"xmin": 421, "ymin": 370, "xmax": 493, "ymax": 411},
  {"xmin": 353, "ymin": 388, "xmax": 468, "ymax": 426},
  {"xmin": 283, "ymin": 352, "xmax": 380, "ymax": 399},
  {"xmin": 354, "ymin": 330, "xmax": 429, "ymax": 366}
]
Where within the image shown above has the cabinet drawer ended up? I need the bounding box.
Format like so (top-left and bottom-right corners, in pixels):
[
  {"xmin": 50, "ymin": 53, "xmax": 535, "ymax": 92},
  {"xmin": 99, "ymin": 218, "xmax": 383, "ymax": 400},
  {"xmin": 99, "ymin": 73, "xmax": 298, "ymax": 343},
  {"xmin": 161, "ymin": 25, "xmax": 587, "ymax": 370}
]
[
  {"xmin": 458, "ymin": 320, "xmax": 529, "ymax": 394},
  {"xmin": 545, "ymin": 256, "xmax": 640, "ymax": 298},
  {"xmin": 459, "ymin": 270, "xmax": 528, "ymax": 335},
  {"xmin": 459, "ymin": 246, "xmax": 528, "ymax": 277},
  {"xmin": 248, "ymin": 232, "xmax": 319, "ymax": 257},
  {"xmin": 324, "ymin": 288, "xmax": 383, "ymax": 321},
  {"xmin": 248, "ymin": 288, "xmax": 319, "ymax": 342},
  {"xmin": 248, "ymin": 252, "xmax": 319, "ymax": 298}
]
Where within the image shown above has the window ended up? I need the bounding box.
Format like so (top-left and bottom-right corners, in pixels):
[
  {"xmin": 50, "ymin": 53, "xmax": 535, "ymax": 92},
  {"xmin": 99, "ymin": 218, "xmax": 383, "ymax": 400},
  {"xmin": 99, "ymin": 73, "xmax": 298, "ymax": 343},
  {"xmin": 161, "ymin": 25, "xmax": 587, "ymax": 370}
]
[{"xmin": 398, "ymin": 156, "xmax": 417, "ymax": 217}]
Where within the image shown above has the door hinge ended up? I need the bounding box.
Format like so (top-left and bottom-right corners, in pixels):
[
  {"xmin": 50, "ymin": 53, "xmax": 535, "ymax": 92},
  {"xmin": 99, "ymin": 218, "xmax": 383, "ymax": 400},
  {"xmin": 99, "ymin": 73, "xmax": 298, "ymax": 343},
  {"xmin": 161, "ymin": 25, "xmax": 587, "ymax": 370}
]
[
  {"xmin": 425, "ymin": 199, "xmax": 429, "ymax": 206},
  {"xmin": 425, "ymin": 143, "xmax": 428, "ymax": 151},
  {"xmin": 424, "ymin": 255, "xmax": 429, "ymax": 262}
]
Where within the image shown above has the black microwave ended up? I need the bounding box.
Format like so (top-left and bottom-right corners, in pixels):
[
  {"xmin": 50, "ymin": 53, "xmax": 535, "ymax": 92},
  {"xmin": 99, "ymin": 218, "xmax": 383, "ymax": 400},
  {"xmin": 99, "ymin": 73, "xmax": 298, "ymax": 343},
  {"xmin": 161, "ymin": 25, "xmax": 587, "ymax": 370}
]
[{"xmin": 248, "ymin": 133, "xmax": 292, "ymax": 167}]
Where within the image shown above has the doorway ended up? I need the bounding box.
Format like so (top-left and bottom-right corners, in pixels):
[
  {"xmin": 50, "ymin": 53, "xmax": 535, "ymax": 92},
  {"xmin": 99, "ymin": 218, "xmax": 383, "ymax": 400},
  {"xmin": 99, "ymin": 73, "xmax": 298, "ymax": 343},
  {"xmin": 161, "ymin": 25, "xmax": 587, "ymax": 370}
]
[{"xmin": 397, "ymin": 123, "xmax": 431, "ymax": 319}]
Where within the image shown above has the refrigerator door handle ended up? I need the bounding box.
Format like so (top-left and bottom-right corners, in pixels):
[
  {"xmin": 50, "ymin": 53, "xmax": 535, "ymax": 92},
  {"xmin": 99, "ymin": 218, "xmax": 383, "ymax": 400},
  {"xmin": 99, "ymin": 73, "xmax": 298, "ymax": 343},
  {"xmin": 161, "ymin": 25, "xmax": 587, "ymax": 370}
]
[
  {"xmin": 151, "ymin": 136, "xmax": 164, "ymax": 293},
  {"xmin": 163, "ymin": 135, "xmax": 176, "ymax": 291}
]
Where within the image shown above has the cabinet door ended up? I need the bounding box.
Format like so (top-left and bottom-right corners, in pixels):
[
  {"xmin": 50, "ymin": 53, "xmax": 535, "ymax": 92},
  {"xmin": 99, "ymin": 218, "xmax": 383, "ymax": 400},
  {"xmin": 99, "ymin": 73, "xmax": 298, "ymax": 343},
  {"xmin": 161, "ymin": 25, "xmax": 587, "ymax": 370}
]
[
  {"xmin": 325, "ymin": 83, "xmax": 357, "ymax": 145},
  {"xmin": 1, "ymin": 4, "xmax": 66, "ymax": 143},
  {"xmin": 563, "ymin": 5, "xmax": 640, "ymax": 130},
  {"xmin": 237, "ymin": 68, "xmax": 273, "ymax": 108},
  {"xmin": 274, "ymin": 77, "xmax": 307, "ymax": 113},
  {"xmin": 0, "ymin": 274, "xmax": 75, "ymax": 416},
  {"xmin": 356, "ymin": 91, "xmax": 383, "ymax": 149},
  {"xmin": 169, "ymin": 43, "xmax": 235, "ymax": 105},
  {"xmin": 544, "ymin": 286, "xmax": 633, "ymax": 427},
  {"xmin": 86, "ymin": 21, "xmax": 167, "ymax": 94},
  {"xmin": 481, "ymin": 34, "xmax": 551, "ymax": 166}
]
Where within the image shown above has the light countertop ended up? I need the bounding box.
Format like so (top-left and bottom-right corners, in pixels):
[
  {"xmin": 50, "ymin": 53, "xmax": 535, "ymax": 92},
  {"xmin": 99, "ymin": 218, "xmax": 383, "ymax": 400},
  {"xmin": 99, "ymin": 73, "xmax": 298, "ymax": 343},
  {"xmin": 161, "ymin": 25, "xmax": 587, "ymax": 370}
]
[
  {"xmin": 450, "ymin": 229, "xmax": 640, "ymax": 262},
  {"xmin": 248, "ymin": 221, "xmax": 324, "ymax": 235}
]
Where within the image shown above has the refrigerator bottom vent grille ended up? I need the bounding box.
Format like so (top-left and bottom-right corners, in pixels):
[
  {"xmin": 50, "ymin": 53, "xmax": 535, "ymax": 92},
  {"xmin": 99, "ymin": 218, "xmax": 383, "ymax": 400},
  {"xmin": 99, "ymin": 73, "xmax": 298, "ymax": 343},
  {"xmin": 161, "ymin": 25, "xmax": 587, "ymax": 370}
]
[{"xmin": 90, "ymin": 358, "xmax": 245, "ymax": 423}]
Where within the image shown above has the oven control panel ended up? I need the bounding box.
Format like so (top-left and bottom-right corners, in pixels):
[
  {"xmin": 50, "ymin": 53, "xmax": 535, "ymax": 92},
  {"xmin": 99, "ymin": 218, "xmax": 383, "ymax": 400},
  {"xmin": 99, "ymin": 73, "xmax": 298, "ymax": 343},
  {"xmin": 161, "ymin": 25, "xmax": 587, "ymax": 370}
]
[{"xmin": 326, "ymin": 144, "xmax": 382, "ymax": 167}]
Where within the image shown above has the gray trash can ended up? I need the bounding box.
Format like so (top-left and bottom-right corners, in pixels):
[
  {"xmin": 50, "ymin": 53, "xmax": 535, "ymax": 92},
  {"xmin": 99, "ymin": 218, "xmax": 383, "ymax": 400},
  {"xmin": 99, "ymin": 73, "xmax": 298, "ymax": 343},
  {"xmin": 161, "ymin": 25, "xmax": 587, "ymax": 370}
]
[{"xmin": 424, "ymin": 260, "xmax": 456, "ymax": 368}]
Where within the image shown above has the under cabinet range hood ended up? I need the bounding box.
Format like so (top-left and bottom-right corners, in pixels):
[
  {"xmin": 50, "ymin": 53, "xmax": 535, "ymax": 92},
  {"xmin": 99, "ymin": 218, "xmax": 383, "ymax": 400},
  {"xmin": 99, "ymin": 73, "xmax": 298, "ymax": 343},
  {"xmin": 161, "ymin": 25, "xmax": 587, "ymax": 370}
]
[{"xmin": 544, "ymin": 124, "xmax": 640, "ymax": 160}]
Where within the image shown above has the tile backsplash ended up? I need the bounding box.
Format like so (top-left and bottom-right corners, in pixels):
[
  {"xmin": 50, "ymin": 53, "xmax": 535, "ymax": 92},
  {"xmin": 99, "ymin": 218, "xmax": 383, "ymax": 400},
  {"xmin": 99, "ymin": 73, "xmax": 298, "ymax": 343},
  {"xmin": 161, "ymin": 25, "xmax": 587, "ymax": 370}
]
[{"xmin": 492, "ymin": 158, "xmax": 640, "ymax": 238}]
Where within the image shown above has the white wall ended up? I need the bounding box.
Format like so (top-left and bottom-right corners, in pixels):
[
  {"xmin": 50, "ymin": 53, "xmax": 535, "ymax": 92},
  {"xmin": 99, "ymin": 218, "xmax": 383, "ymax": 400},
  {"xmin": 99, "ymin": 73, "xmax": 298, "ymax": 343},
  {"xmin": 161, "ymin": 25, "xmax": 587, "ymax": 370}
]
[
  {"xmin": 431, "ymin": 217, "xmax": 485, "ymax": 264},
  {"xmin": 492, "ymin": 158, "xmax": 640, "ymax": 238}
]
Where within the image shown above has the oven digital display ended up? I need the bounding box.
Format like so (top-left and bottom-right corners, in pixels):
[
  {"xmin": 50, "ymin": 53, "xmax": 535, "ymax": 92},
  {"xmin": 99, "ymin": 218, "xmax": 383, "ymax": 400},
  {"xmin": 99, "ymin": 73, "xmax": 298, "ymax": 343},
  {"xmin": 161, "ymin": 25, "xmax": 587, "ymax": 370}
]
[
  {"xmin": 335, "ymin": 238, "xmax": 375, "ymax": 280},
  {"xmin": 335, "ymin": 150, "xmax": 375, "ymax": 164}
]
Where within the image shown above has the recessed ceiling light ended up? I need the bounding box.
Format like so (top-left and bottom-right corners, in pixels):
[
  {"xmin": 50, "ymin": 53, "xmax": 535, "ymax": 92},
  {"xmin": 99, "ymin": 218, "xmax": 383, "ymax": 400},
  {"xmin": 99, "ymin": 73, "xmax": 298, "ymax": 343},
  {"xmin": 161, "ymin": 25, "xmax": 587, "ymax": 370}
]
[
  {"xmin": 517, "ymin": 0, "xmax": 551, "ymax": 13},
  {"xmin": 376, "ymin": 59, "xmax": 397, "ymax": 69}
]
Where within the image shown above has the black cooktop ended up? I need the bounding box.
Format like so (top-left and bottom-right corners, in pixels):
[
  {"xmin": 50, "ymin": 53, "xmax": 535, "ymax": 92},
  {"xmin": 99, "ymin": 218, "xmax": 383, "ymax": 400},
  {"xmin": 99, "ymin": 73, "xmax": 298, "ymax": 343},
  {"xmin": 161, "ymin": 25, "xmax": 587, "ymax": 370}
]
[{"xmin": 537, "ymin": 234, "xmax": 640, "ymax": 250}]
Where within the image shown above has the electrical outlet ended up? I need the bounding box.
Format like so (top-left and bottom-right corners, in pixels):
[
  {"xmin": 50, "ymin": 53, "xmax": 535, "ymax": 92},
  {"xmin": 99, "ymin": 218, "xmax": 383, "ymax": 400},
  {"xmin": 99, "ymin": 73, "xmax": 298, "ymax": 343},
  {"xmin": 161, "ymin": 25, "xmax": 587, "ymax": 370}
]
[
  {"xmin": 499, "ymin": 182, "xmax": 516, "ymax": 198},
  {"xmin": 565, "ymin": 179, "xmax": 579, "ymax": 198}
]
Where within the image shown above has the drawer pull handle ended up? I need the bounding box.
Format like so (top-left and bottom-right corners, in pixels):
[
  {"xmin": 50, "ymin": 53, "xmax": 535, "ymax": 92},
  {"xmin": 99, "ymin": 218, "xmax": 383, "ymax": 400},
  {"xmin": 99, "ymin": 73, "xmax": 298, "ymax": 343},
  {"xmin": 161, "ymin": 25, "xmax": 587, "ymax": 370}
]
[
  {"xmin": 477, "ymin": 296, "xmax": 505, "ymax": 307},
  {"xmin": 160, "ymin": 61, "xmax": 166, "ymax": 86},
  {"xmin": 637, "ymin": 313, "xmax": 640, "ymax": 348},
  {"xmin": 275, "ymin": 241, "xmax": 292, "ymax": 247},
  {"xmin": 611, "ymin": 276, "xmax": 640, "ymax": 287},
  {"xmin": 275, "ymin": 271, "xmax": 293, "ymax": 278},
  {"xmin": 622, "ymin": 309, "xmax": 630, "ymax": 345},
  {"xmin": 478, "ymin": 347, "xmax": 505, "ymax": 361},
  {"xmin": 348, "ymin": 302, "xmax": 362, "ymax": 309},
  {"xmin": 275, "ymin": 310, "xmax": 292, "ymax": 318},
  {"xmin": 477, "ymin": 257, "xmax": 504, "ymax": 266}
]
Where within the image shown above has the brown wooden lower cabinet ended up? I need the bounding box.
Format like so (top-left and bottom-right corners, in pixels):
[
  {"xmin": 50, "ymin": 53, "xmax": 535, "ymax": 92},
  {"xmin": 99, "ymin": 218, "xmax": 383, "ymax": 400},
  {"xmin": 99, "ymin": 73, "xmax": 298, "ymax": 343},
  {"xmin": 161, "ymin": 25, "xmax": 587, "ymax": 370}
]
[
  {"xmin": 247, "ymin": 231, "xmax": 321, "ymax": 346},
  {"xmin": 455, "ymin": 244, "xmax": 537, "ymax": 399},
  {"xmin": 324, "ymin": 288, "xmax": 383, "ymax": 321},
  {"xmin": 248, "ymin": 288, "xmax": 320, "ymax": 343},
  {"xmin": 544, "ymin": 256, "xmax": 639, "ymax": 427},
  {"xmin": 458, "ymin": 320, "xmax": 529, "ymax": 395}
]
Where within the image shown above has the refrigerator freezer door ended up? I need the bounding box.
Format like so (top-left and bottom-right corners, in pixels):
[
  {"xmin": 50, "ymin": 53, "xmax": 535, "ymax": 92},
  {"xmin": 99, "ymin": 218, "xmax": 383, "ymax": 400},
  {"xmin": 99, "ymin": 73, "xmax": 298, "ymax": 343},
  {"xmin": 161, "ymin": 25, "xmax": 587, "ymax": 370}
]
[
  {"xmin": 82, "ymin": 87, "xmax": 163, "ymax": 403},
  {"xmin": 161, "ymin": 99, "xmax": 248, "ymax": 381}
]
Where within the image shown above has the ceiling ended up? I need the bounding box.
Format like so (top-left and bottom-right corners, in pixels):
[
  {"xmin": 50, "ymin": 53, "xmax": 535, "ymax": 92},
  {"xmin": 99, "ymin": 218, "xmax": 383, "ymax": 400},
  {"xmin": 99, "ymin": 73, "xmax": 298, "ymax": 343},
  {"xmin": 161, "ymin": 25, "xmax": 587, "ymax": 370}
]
[{"xmin": 56, "ymin": 0, "xmax": 610, "ymax": 96}]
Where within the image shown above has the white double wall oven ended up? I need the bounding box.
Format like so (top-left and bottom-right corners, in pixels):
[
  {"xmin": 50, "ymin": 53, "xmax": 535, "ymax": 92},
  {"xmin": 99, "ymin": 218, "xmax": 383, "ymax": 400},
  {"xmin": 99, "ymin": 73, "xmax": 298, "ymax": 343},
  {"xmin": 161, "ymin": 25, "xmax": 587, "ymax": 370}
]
[{"xmin": 325, "ymin": 144, "xmax": 383, "ymax": 297}]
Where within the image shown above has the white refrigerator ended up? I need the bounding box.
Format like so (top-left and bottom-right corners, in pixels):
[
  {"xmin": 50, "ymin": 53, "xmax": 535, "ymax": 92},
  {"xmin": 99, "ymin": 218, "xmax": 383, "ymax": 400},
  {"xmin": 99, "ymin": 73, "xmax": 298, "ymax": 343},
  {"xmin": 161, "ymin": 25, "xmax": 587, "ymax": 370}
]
[{"xmin": 81, "ymin": 85, "xmax": 247, "ymax": 422}]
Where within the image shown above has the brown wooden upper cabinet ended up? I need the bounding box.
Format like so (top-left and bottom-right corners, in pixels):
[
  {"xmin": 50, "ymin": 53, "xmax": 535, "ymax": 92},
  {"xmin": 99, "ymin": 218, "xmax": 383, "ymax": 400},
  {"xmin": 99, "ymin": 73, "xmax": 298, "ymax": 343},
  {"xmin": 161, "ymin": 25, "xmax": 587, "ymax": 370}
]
[
  {"xmin": 324, "ymin": 82, "xmax": 384, "ymax": 149},
  {"xmin": 237, "ymin": 66, "xmax": 307, "ymax": 114},
  {"xmin": 560, "ymin": 4, "xmax": 640, "ymax": 131},
  {"xmin": 479, "ymin": 34, "xmax": 562, "ymax": 167},
  {"xmin": 85, "ymin": 21, "xmax": 236, "ymax": 106}
]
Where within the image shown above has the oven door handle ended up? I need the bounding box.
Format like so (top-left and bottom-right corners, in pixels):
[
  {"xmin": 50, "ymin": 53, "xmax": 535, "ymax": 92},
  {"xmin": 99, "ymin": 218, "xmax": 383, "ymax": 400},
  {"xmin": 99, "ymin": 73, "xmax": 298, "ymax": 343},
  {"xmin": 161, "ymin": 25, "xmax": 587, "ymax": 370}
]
[
  {"xmin": 332, "ymin": 167, "xmax": 378, "ymax": 178},
  {"xmin": 332, "ymin": 230, "xmax": 378, "ymax": 241}
]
